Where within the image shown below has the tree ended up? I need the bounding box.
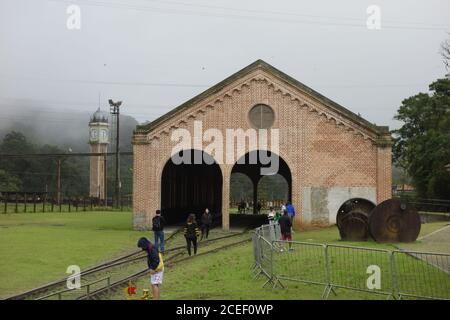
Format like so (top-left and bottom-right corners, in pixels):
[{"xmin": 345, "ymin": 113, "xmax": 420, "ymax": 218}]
[
  {"xmin": 0, "ymin": 131, "xmax": 91, "ymax": 195},
  {"xmin": 441, "ymin": 34, "xmax": 450, "ymax": 72},
  {"xmin": 393, "ymin": 78, "xmax": 450, "ymax": 199},
  {"xmin": 0, "ymin": 170, "xmax": 22, "ymax": 191}
]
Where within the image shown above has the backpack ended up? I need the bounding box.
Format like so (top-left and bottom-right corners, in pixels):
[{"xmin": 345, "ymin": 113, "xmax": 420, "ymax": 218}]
[{"xmin": 152, "ymin": 216, "xmax": 161, "ymax": 231}]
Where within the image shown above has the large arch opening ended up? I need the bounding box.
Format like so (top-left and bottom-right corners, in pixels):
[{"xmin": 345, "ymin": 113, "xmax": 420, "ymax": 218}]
[
  {"xmin": 229, "ymin": 150, "xmax": 292, "ymax": 228},
  {"xmin": 230, "ymin": 172, "xmax": 253, "ymax": 214},
  {"xmin": 257, "ymin": 174, "xmax": 290, "ymax": 212},
  {"xmin": 161, "ymin": 149, "xmax": 223, "ymax": 225}
]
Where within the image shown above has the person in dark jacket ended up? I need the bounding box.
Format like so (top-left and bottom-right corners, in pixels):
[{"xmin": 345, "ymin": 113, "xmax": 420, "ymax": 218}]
[
  {"xmin": 137, "ymin": 237, "xmax": 164, "ymax": 300},
  {"xmin": 152, "ymin": 210, "xmax": 166, "ymax": 253},
  {"xmin": 184, "ymin": 214, "xmax": 200, "ymax": 256},
  {"xmin": 279, "ymin": 210, "xmax": 293, "ymax": 251},
  {"xmin": 200, "ymin": 208, "xmax": 213, "ymax": 240},
  {"xmin": 256, "ymin": 201, "xmax": 262, "ymax": 214}
]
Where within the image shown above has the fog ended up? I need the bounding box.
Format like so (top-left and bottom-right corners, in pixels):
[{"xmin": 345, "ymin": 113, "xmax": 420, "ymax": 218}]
[{"xmin": 1, "ymin": 0, "xmax": 449, "ymax": 144}]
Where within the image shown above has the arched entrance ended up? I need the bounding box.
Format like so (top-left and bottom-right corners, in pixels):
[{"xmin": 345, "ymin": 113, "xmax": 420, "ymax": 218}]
[
  {"xmin": 161, "ymin": 149, "xmax": 223, "ymax": 224},
  {"xmin": 229, "ymin": 150, "xmax": 292, "ymax": 226},
  {"xmin": 230, "ymin": 172, "xmax": 253, "ymax": 214},
  {"xmin": 257, "ymin": 174, "xmax": 290, "ymax": 212}
]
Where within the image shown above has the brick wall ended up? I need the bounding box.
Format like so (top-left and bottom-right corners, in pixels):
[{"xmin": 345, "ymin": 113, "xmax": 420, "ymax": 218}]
[{"xmin": 132, "ymin": 69, "xmax": 392, "ymax": 230}]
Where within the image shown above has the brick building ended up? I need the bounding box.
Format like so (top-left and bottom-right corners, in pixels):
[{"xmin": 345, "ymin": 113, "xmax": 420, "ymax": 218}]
[{"xmin": 132, "ymin": 60, "xmax": 392, "ymax": 230}]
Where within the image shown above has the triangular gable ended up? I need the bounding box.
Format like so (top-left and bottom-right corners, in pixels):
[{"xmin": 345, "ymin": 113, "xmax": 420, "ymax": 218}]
[{"xmin": 134, "ymin": 60, "xmax": 389, "ymax": 141}]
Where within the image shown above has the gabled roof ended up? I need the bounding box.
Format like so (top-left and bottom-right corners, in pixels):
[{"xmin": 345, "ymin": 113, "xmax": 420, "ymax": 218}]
[{"xmin": 134, "ymin": 59, "xmax": 389, "ymax": 136}]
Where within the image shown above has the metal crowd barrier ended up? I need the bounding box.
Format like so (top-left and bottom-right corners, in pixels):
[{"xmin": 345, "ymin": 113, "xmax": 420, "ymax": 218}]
[
  {"xmin": 392, "ymin": 249, "xmax": 450, "ymax": 300},
  {"xmin": 251, "ymin": 224, "xmax": 450, "ymax": 300},
  {"xmin": 272, "ymin": 241, "xmax": 327, "ymax": 288},
  {"xmin": 324, "ymin": 245, "xmax": 394, "ymax": 299}
]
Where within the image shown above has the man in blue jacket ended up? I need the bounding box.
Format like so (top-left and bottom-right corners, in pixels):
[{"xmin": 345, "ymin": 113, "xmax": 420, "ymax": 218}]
[
  {"xmin": 286, "ymin": 202, "xmax": 296, "ymax": 220},
  {"xmin": 137, "ymin": 237, "xmax": 164, "ymax": 300}
]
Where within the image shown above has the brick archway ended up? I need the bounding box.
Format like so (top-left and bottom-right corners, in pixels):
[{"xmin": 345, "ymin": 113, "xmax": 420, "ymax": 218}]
[
  {"xmin": 230, "ymin": 150, "xmax": 292, "ymax": 215},
  {"xmin": 160, "ymin": 149, "xmax": 223, "ymax": 224}
]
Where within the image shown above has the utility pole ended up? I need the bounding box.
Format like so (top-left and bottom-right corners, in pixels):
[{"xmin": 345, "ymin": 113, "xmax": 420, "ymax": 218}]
[
  {"xmin": 109, "ymin": 99, "xmax": 122, "ymax": 208},
  {"xmin": 56, "ymin": 158, "xmax": 61, "ymax": 205},
  {"xmin": 104, "ymin": 154, "xmax": 107, "ymax": 206}
]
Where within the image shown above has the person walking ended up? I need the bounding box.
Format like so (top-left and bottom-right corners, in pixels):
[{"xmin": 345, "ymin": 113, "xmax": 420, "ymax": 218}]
[
  {"xmin": 267, "ymin": 206, "xmax": 277, "ymax": 242},
  {"xmin": 267, "ymin": 206, "xmax": 276, "ymax": 224},
  {"xmin": 279, "ymin": 210, "xmax": 293, "ymax": 251},
  {"xmin": 152, "ymin": 210, "xmax": 166, "ymax": 254},
  {"xmin": 239, "ymin": 199, "xmax": 246, "ymax": 214},
  {"xmin": 256, "ymin": 201, "xmax": 262, "ymax": 214},
  {"xmin": 274, "ymin": 210, "xmax": 282, "ymax": 224},
  {"xmin": 184, "ymin": 214, "xmax": 200, "ymax": 256},
  {"xmin": 200, "ymin": 208, "xmax": 213, "ymax": 240},
  {"xmin": 286, "ymin": 202, "xmax": 296, "ymax": 232},
  {"xmin": 137, "ymin": 237, "xmax": 164, "ymax": 300}
]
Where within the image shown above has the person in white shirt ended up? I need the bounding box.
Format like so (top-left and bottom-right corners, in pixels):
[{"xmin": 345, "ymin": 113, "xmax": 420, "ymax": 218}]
[{"xmin": 268, "ymin": 206, "xmax": 276, "ymax": 224}]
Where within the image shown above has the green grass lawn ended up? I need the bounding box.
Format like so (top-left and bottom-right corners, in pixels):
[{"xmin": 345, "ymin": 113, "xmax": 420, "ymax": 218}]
[
  {"xmin": 0, "ymin": 210, "xmax": 448, "ymax": 300},
  {"xmin": 113, "ymin": 238, "xmax": 448, "ymax": 300},
  {"xmin": 110, "ymin": 221, "xmax": 449, "ymax": 300},
  {"xmin": 0, "ymin": 211, "xmax": 147, "ymax": 298}
]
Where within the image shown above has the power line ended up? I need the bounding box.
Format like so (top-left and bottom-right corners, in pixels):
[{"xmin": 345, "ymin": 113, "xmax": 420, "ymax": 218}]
[
  {"xmin": 145, "ymin": 0, "xmax": 450, "ymax": 28},
  {"xmin": 47, "ymin": 0, "xmax": 450, "ymax": 31},
  {"xmin": 0, "ymin": 74, "xmax": 210, "ymax": 88},
  {"xmin": 0, "ymin": 74, "xmax": 432, "ymax": 89},
  {"xmin": 0, "ymin": 152, "xmax": 133, "ymax": 159},
  {"xmin": 1, "ymin": 171, "xmax": 133, "ymax": 180}
]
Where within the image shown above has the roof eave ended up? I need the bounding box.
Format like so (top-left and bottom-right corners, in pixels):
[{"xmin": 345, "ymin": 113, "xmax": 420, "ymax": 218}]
[{"xmin": 134, "ymin": 60, "xmax": 388, "ymax": 138}]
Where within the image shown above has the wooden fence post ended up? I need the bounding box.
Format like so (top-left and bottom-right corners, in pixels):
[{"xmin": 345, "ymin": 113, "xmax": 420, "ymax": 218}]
[
  {"xmin": 43, "ymin": 193, "xmax": 46, "ymax": 213},
  {"xmin": 15, "ymin": 192, "xmax": 18, "ymax": 213},
  {"xmin": 4, "ymin": 193, "xmax": 8, "ymax": 213}
]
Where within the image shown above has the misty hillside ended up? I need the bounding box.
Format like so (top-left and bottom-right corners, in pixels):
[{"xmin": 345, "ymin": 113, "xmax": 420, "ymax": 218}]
[{"xmin": 0, "ymin": 107, "xmax": 139, "ymax": 152}]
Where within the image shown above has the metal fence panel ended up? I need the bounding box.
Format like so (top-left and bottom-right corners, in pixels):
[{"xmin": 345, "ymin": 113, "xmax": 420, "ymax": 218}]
[
  {"xmin": 251, "ymin": 232, "xmax": 259, "ymax": 268},
  {"xmin": 393, "ymin": 250, "xmax": 450, "ymax": 300},
  {"xmin": 325, "ymin": 244, "xmax": 393, "ymax": 298},
  {"xmin": 273, "ymin": 223, "xmax": 281, "ymax": 241},
  {"xmin": 251, "ymin": 224, "xmax": 450, "ymax": 300},
  {"xmin": 272, "ymin": 240, "xmax": 327, "ymax": 286},
  {"xmin": 259, "ymin": 236, "xmax": 273, "ymax": 281}
]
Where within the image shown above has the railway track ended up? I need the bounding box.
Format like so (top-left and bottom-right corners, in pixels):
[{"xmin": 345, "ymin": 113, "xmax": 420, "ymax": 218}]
[
  {"xmin": 79, "ymin": 237, "xmax": 251, "ymax": 300},
  {"xmin": 4, "ymin": 226, "xmax": 183, "ymax": 300},
  {"xmin": 6, "ymin": 229, "xmax": 249, "ymax": 300}
]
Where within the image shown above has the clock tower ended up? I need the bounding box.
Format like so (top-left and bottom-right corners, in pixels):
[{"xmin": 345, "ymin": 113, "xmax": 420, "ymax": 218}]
[{"xmin": 89, "ymin": 108, "xmax": 109, "ymax": 200}]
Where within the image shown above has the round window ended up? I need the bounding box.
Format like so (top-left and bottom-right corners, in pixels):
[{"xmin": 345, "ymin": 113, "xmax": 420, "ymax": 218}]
[{"xmin": 248, "ymin": 104, "xmax": 275, "ymax": 129}]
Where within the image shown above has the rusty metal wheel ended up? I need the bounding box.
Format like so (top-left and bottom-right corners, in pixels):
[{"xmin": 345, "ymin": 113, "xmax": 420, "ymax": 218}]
[
  {"xmin": 338, "ymin": 211, "xmax": 370, "ymax": 241},
  {"xmin": 336, "ymin": 198, "xmax": 375, "ymax": 241},
  {"xmin": 369, "ymin": 199, "xmax": 421, "ymax": 243}
]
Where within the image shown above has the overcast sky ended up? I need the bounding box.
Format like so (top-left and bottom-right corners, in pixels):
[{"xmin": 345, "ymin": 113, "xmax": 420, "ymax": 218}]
[{"xmin": 1, "ymin": 0, "xmax": 449, "ymax": 130}]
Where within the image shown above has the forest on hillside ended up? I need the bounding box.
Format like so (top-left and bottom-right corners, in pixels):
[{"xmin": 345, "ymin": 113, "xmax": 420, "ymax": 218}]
[{"xmin": 0, "ymin": 111, "xmax": 137, "ymax": 198}]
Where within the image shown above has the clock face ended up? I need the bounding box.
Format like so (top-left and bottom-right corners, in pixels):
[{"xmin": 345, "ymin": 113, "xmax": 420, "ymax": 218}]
[
  {"xmin": 90, "ymin": 129, "xmax": 98, "ymax": 140},
  {"xmin": 100, "ymin": 129, "xmax": 108, "ymax": 142}
]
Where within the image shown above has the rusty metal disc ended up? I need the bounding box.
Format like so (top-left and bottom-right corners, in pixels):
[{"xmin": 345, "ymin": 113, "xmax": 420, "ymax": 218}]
[
  {"xmin": 338, "ymin": 211, "xmax": 369, "ymax": 241},
  {"xmin": 336, "ymin": 198, "xmax": 375, "ymax": 230},
  {"xmin": 369, "ymin": 199, "xmax": 421, "ymax": 243}
]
